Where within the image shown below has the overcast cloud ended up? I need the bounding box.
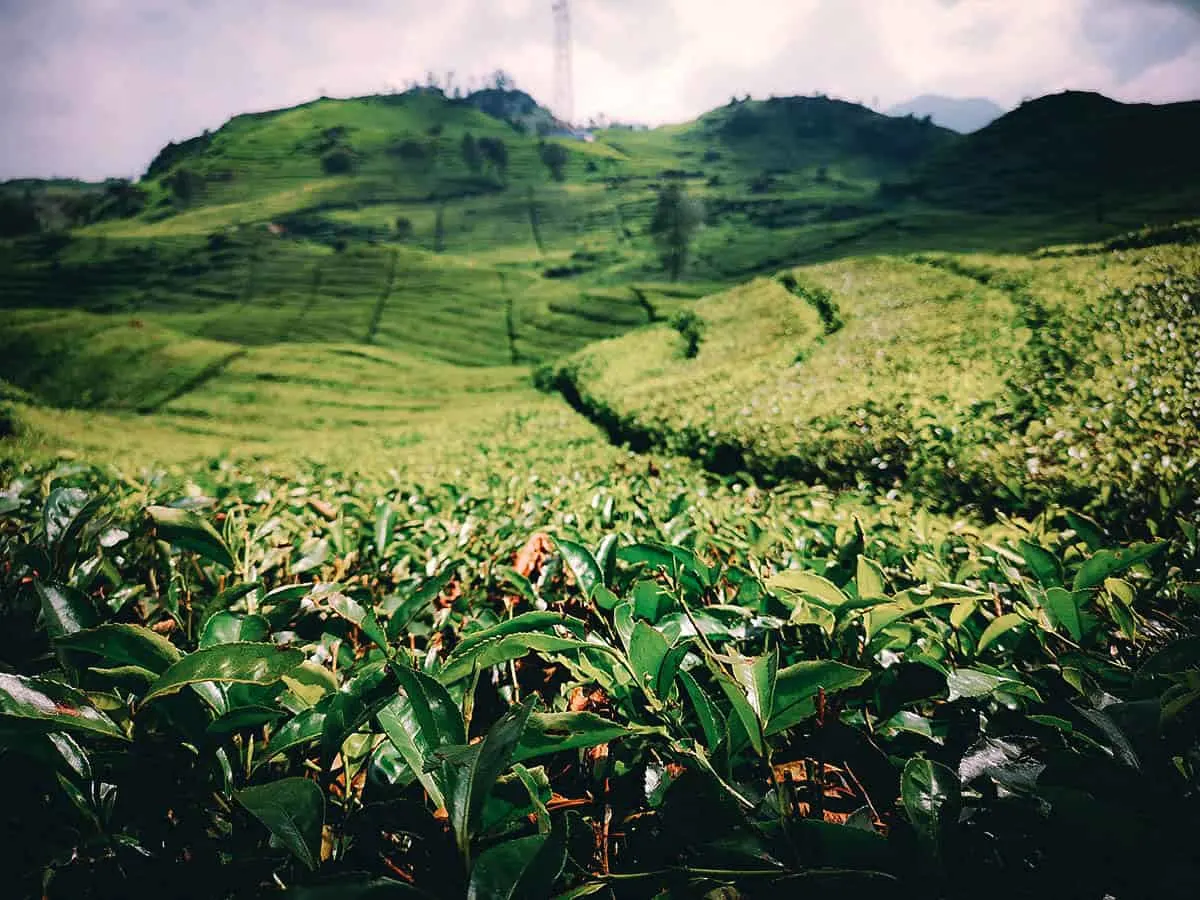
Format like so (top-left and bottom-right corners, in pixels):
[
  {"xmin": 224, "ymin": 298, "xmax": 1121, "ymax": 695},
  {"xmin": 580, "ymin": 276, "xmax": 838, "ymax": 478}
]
[{"xmin": 2, "ymin": 0, "xmax": 1198, "ymax": 179}]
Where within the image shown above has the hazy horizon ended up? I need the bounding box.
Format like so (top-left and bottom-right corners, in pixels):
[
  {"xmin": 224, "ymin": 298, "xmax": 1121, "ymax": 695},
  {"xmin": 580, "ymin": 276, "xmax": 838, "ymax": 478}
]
[{"xmin": 3, "ymin": 0, "xmax": 1199, "ymax": 181}]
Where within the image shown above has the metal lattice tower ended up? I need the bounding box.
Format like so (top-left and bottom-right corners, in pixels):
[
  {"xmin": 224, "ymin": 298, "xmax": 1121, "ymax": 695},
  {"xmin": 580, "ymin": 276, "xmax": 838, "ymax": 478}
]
[{"xmin": 552, "ymin": 0, "xmax": 575, "ymax": 127}]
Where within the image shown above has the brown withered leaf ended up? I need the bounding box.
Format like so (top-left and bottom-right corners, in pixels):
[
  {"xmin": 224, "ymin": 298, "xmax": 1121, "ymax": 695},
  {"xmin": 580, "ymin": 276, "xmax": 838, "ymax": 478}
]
[{"xmin": 513, "ymin": 532, "xmax": 554, "ymax": 579}]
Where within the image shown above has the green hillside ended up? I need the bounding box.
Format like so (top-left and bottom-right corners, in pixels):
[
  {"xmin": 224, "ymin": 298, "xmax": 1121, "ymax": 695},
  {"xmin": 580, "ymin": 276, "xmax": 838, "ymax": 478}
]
[{"xmin": 549, "ymin": 226, "xmax": 1200, "ymax": 518}]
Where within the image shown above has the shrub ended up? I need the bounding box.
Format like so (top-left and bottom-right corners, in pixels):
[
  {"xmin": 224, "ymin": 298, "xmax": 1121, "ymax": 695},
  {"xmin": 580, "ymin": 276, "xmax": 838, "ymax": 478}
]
[
  {"xmin": 539, "ymin": 142, "xmax": 570, "ymax": 182},
  {"xmin": 779, "ymin": 272, "xmax": 844, "ymax": 334},
  {"xmin": 671, "ymin": 309, "xmax": 705, "ymax": 358},
  {"xmin": 321, "ymin": 148, "xmax": 356, "ymax": 175}
]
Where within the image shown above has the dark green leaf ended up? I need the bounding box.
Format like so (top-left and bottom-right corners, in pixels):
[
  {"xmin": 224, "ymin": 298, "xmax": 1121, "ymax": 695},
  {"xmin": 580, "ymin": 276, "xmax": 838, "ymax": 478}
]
[
  {"xmin": 444, "ymin": 698, "xmax": 535, "ymax": 857},
  {"xmin": 766, "ymin": 661, "xmax": 871, "ymax": 735},
  {"xmin": 556, "ymin": 538, "xmax": 602, "ymax": 599},
  {"xmin": 146, "ymin": 505, "xmax": 235, "ymax": 569},
  {"xmin": 142, "ymin": 643, "xmax": 304, "ymax": 704},
  {"xmin": 1019, "ymin": 540, "xmax": 1061, "ymax": 587},
  {"xmin": 387, "ymin": 571, "xmax": 453, "ymax": 641},
  {"xmin": 467, "ymin": 824, "xmax": 566, "ymax": 900},
  {"xmin": 328, "ymin": 592, "xmax": 390, "ymax": 653},
  {"xmin": 201, "ymin": 612, "xmax": 271, "ymax": 648},
  {"xmin": 236, "ymin": 777, "xmax": 325, "ymax": 871},
  {"xmin": 378, "ymin": 664, "xmax": 465, "ymax": 808},
  {"xmin": 287, "ymin": 875, "xmax": 425, "ymax": 898},
  {"xmin": 0, "ymin": 672, "xmax": 127, "ymax": 741},
  {"xmin": 1073, "ymin": 542, "xmax": 1167, "ymax": 591},
  {"xmin": 629, "ymin": 621, "xmax": 670, "ymax": 696},
  {"xmin": 35, "ymin": 580, "xmax": 98, "ymax": 639},
  {"xmin": 900, "ymin": 757, "xmax": 961, "ymax": 858},
  {"xmin": 57, "ymin": 623, "xmax": 181, "ymax": 673},
  {"xmin": 1066, "ymin": 512, "xmax": 1107, "ymax": 551},
  {"xmin": 1043, "ymin": 588, "xmax": 1086, "ymax": 643},
  {"xmin": 513, "ymin": 712, "xmax": 663, "ymax": 763},
  {"xmin": 678, "ymin": 669, "xmax": 726, "ymax": 749},
  {"xmin": 259, "ymin": 707, "xmax": 327, "ymax": 765},
  {"xmin": 1140, "ymin": 636, "xmax": 1200, "ymax": 675}
]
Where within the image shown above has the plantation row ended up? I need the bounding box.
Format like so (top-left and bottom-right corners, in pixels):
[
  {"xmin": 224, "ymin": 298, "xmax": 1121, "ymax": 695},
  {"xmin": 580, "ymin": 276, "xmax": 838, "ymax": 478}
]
[
  {"xmin": 1, "ymin": 452, "xmax": 1198, "ymax": 898},
  {"xmin": 548, "ymin": 242, "xmax": 1200, "ymax": 524}
]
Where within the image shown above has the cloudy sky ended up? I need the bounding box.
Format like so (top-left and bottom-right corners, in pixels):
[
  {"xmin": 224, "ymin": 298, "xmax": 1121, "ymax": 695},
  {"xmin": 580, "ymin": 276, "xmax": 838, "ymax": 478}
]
[{"xmin": 2, "ymin": 0, "xmax": 1199, "ymax": 180}]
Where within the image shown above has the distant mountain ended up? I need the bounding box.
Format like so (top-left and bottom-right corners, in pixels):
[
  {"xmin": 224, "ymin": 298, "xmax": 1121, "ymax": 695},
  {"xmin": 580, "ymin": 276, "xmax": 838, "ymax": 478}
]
[
  {"xmin": 886, "ymin": 95, "xmax": 1006, "ymax": 134},
  {"xmin": 691, "ymin": 94, "xmax": 958, "ymax": 178},
  {"xmin": 912, "ymin": 91, "xmax": 1200, "ymax": 212}
]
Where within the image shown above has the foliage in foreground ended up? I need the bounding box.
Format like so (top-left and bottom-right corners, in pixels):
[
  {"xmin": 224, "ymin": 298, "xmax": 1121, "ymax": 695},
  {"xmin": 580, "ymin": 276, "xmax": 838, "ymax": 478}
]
[{"xmin": 2, "ymin": 464, "xmax": 1199, "ymax": 898}]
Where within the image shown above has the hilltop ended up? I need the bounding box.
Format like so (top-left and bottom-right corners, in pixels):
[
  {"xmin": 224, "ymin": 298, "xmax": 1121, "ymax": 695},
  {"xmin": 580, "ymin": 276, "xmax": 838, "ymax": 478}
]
[{"xmin": 912, "ymin": 90, "xmax": 1200, "ymax": 213}]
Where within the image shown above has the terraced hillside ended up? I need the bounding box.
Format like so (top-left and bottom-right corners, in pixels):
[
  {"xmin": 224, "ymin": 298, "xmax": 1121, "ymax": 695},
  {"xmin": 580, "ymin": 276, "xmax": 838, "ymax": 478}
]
[
  {"xmin": 3, "ymin": 87, "xmax": 1199, "ymax": 477},
  {"xmin": 550, "ymin": 224, "xmax": 1200, "ymax": 518}
]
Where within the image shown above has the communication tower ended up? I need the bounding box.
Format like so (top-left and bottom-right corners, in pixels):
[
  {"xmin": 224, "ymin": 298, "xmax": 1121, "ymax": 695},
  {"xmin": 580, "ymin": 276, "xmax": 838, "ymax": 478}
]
[{"xmin": 552, "ymin": 0, "xmax": 575, "ymax": 126}]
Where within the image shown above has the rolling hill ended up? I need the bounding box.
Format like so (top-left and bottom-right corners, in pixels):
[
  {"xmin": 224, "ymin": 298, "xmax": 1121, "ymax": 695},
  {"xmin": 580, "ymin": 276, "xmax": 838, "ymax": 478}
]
[{"xmin": 912, "ymin": 91, "xmax": 1200, "ymax": 213}]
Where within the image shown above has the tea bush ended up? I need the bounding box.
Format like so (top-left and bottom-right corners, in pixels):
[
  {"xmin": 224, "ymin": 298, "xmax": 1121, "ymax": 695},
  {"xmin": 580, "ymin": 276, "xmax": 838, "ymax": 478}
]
[{"xmin": 2, "ymin": 461, "xmax": 1198, "ymax": 898}]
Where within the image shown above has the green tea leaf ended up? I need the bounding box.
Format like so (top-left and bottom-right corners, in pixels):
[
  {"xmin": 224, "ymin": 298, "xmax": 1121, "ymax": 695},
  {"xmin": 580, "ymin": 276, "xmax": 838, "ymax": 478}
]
[
  {"xmin": 440, "ymin": 633, "xmax": 597, "ymax": 685},
  {"xmin": 513, "ymin": 712, "xmax": 664, "ymax": 763},
  {"xmin": 378, "ymin": 663, "xmax": 465, "ymax": 808},
  {"xmin": 142, "ymin": 643, "xmax": 304, "ymax": 704},
  {"xmin": 259, "ymin": 707, "xmax": 326, "ymax": 765},
  {"xmin": 1073, "ymin": 542, "xmax": 1167, "ymax": 591},
  {"xmin": 901, "ymin": 757, "xmax": 961, "ymax": 858},
  {"xmin": 1019, "ymin": 540, "xmax": 1061, "ymax": 587},
  {"xmin": 328, "ymin": 592, "xmax": 390, "ymax": 653},
  {"xmin": 236, "ymin": 777, "xmax": 325, "ymax": 871},
  {"xmin": 35, "ymin": 580, "xmax": 98, "ymax": 639},
  {"xmin": 451, "ymin": 613, "xmax": 586, "ymax": 662},
  {"xmin": 976, "ymin": 613, "xmax": 1027, "ymax": 654},
  {"xmin": 201, "ymin": 612, "xmax": 271, "ymax": 648},
  {"xmin": 468, "ymin": 823, "xmax": 567, "ymax": 900},
  {"xmin": 556, "ymin": 538, "xmax": 602, "ymax": 599},
  {"xmin": 286, "ymin": 876, "xmax": 424, "ymax": 898},
  {"xmin": 146, "ymin": 505, "xmax": 235, "ymax": 569},
  {"xmin": 56, "ymin": 623, "xmax": 181, "ymax": 674},
  {"xmin": 856, "ymin": 555, "xmax": 887, "ymax": 599},
  {"xmin": 678, "ymin": 669, "xmax": 726, "ymax": 750},
  {"xmin": 767, "ymin": 660, "xmax": 870, "ymax": 735},
  {"xmin": 731, "ymin": 650, "xmax": 778, "ymax": 722},
  {"xmin": 1043, "ymin": 587, "xmax": 1086, "ymax": 643},
  {"xmin": 0, "ymin": 672, "xmax": 127, "ymax": 741},
  {"xmin": 768, "ymin": 570, "xmax": 849, "ymax": 608},
  {"xmin": 443, "ymin": 698, "xmax": 535, "ymax": 858}
]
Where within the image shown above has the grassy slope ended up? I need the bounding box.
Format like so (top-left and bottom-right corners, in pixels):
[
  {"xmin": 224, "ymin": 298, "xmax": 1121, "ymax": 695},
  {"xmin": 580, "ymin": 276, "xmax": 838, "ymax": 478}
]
[{"xmin": 552, "ymin": 228, "xmax": 1200, "ymax": 515}]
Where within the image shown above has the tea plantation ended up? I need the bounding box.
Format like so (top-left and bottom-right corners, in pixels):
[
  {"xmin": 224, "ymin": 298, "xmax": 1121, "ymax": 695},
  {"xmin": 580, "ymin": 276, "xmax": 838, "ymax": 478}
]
[{"xmin": 2, "ymin": 86, "xmax": 1199, "ymax": 899}]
